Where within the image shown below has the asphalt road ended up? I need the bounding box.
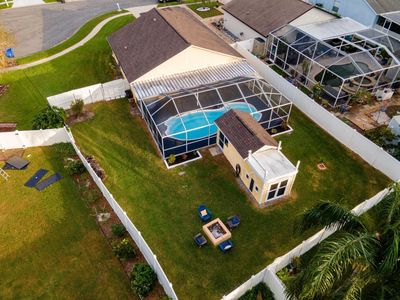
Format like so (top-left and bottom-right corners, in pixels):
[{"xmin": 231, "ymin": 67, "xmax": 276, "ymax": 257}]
[{"xmin": 0, "ymin": 0, "xmax": 155, "ymax": 57}]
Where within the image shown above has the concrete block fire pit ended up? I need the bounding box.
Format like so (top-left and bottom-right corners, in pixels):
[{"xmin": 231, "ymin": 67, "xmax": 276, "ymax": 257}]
[{"xmin": 202, "ymin": 218, "xmax": 231, "ymax": 246}]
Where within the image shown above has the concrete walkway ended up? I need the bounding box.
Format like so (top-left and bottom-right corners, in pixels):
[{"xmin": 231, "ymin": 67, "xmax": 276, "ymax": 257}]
[{"xmin": 1, "ymin": 12, "xmax": 131, "ymax": 73}]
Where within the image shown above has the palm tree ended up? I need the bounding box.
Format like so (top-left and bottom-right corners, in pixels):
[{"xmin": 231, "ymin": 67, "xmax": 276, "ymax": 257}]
[{"xmin": 286, "ymin": 183, "xmax": 400, "ymax": 300}]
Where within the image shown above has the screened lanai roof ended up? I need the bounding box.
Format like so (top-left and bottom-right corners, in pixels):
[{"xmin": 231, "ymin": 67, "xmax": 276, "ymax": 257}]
[
  {"xmin": 142, "ymin": 76, "xmax": 292, "ymax": 139},
  {"xmin": 131, "ymin": 61, "xmax": 255, "ymax": 99},
  {"xmin": 272, "ymin": 23, "xmax": 400, "ymax": 80},
  {"xmin": 381, "ymin": 11, "xmax": 400, "ymax": 25}
]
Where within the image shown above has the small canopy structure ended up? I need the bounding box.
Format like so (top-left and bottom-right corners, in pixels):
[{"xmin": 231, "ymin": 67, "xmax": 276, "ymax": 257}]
[
  {"xmin": 133, "ymin": 63, "xmax": 293, "ymax": 158},
  {"xmin": 267, "ymin": 18, "xmax": 400, "ymax": 106}
]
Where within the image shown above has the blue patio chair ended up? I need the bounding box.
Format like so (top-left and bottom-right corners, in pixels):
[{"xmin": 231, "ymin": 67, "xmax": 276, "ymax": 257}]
[
  {"xmin": 197, "ymin": 204, "xmax": 212, "ymax": 222},
  {"xmin": 226, "ymin": 215, "xmax": 240, "ymax": 230},
  {"xmin": 5, "ymin": 48, "xmax": 14, "ymax": 58},
  {"xmin": 219, "ymin": 240, "xmax": 233, "ymax": 253},
  {"xmin": 194, "ymin": 233, "xmax": 207, "ymax": 247}
]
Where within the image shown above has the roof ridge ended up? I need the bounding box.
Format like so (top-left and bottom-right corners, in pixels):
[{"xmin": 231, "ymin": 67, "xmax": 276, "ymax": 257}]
[{"xmin": 157, "ymin": 8, "xmax": 191, "ymax": 46}]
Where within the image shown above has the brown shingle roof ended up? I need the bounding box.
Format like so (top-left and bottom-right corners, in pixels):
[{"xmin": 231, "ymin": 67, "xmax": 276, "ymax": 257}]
[
  {"xmin": 108, "ymin": 7, "xmax": 241, "ymax": 83},
  {"xmin": 223, "ymin": 0, "xmax": 313, "ymax": 37},
  {"xmin": 215, "ymin": 109, "xmax": 278, "ymax": 158}
]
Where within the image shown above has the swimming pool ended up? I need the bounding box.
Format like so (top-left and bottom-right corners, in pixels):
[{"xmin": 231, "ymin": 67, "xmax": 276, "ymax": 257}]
[{"xmin": 165, "ymin": 102, "xmax": 262, "ymax": 141}]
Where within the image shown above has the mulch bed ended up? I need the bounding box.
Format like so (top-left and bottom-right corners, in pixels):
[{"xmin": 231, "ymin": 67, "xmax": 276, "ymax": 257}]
[
  {"xmin": 0, "ymin": 149, "xmax": 24, "ymax": 161},
  {"xmin": 66, "ymin": 110, "xmax": 95, "ymax": 126},
  {"xmin": 0, "ymin": 122, "xmax": 17, "ymax": 132},
  {"xmin": 73, "ymin": 166, "xmax": 166, "ymax": 299}
]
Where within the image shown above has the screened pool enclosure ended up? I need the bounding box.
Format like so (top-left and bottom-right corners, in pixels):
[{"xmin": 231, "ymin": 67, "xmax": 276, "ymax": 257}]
[
  {"xmin": 267, "ymin": 24, "xmax": 400, "ymax": 106},
  {"xmin": 134, "ymin": 76, "xmax": 292, "ymax": 158}
]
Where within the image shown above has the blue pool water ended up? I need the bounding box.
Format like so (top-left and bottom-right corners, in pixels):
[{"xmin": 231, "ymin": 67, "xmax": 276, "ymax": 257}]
[{"xmin": 165, "ymin": 102, "xmax": 262, "ymax": 141}]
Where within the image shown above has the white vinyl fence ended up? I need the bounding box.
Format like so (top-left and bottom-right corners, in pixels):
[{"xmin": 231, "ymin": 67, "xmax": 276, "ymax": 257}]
[
  {"xmin": 0, "ymin": 128, "xmax": 178, "ymax": 299},
  {"xmin": 0, "ymin": 128, "xmax": 70, "ymax": 150},
  {"xmin": 47, "ymin": 79, "xmax": 130, "ymax": 109},
  {"xmin": 233, "ymin": 40, "xmax": 400, "ymax": 182},
  {"xmin": 65, "ymin": 129, "xmax": 178, "ymax": 300},
  {"xmin": 223, "ymin": 188, "xmax": 390, "ymax": 300}
]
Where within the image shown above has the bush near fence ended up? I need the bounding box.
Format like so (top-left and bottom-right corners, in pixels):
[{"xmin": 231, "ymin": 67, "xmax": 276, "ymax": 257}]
[
  {"xmin": 233, "ymin": 41, "xmax": 400, "ymax": 182},
  {"xmin": 47, "ymin": 79, "xmax": 130, "ymax": 109},
  {"xmin": 0, "ymin": 128, "xmax": 178, "ymax": 300}
]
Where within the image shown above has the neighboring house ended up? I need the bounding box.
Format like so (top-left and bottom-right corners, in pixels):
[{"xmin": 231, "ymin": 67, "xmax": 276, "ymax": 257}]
[
  {"xmin": 375, "ymin": 11, "xmax": 400, "ymax": 40},
  {"xmin": 215, "ymin": 109, "xmax": 299, "ymax": 206},
  {"xmin": 222, "ymin": 0, "xmax": 335, "ymax": 41},
  {"xmin": 108, "ymin": 7, "xmax": 293, "ymax": 160},
  {"xmin": 308, "ymin": 0, "xmax": 400, "ymax": 27},
  {"xmin": 389, "ymin": 115, "xmax": 400, "ymax": 136}
]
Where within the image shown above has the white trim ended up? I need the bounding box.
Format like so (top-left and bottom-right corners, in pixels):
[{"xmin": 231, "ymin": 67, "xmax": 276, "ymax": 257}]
[{"xmin": 163, "ymin": 151, "xmax": 203, "ymax": 169}]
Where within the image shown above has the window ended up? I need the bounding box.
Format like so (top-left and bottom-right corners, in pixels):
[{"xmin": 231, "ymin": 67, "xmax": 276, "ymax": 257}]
[
  {"xmin": 255, "ymin": 186, "xmax": 259, "ymax": 192},
  {"xmin": 332, "ymin": 0, "xmax": 340, "ymax": 13},
  {"xmin": 377, "ymin": 16, "xmax": 386, "ymax": 27},
  {"xmin": 219, "ymin": 131, "xmax": 225, "ymax": 148},
  {"xmin": 267, "ymin": 180, "xmax": 289, "ymax": 200},
  {"xmin": 246, "ymin": 174, "xmax": 249, "ymax": 179}
]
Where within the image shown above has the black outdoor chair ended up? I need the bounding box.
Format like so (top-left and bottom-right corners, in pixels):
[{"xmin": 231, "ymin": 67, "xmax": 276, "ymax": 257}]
[{"xmin": 226, "ymin": 215, "xmax": 240, "ymax": 230}]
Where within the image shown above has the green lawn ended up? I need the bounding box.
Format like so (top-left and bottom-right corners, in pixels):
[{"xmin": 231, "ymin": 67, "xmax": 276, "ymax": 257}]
[
  {"xmin": 0, "ymin": 14, "xmax": 134, "ymax": 129},
  {"xmin": 0, "ymin": 2, "xmax": 12, "ymax": 9},
  {"xmin": 71, "ymin": 100, "xmax": 390, "ymax": 299},
  {"xmin": 188, "ymin": 2, "xmax": 222, "ymax": 18},
  {"xmin": 16, "ymin": 10, "xmax": 127, "ymax": 65},
  {"xmin": 157, "ymin": 0, "xmax": 199, "ymax": 7},
  {"xmin": 0, "ymin": 146, "xmax": 135, "ymax": 299}
]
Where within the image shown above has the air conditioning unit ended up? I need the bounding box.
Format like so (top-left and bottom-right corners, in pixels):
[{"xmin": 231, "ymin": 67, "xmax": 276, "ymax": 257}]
[{"xmin": 252, "ymin": 37, "xmax": 266, "ymax": 57}]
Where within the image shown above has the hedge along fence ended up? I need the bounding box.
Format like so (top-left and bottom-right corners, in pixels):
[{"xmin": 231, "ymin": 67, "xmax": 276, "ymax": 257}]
[
  {"xmin": 65, "ymin": 129, "xmax": 178, "ymax": 300},
  {"xmin": 223, "ymin": 188, "xmax": 391, "ymax": 300},
  {"xmin": 47, "ymin": 79, "xmax": 130, "ymax": 109},
  {"xmin": 0, "ymin": 128, "xmax": 178, "ymax": 299},
  {"xmin": 233, "ymin": 40, "xmax": 400, "ymax": 182}
]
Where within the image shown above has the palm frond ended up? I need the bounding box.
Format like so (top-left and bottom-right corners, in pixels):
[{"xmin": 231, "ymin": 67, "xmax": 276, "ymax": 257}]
[
  {"xmin": 379, "ymin": 226, "xmax": 400, "ymax": 274},
  {"xmin": 343, "ymin": 269, "xmax": 376, "ymax": 300},
  {"xmin": 380, "ymin": 183, "xmax": 400, "ymax": 226},
  {"xmin": 297, "ymin": 232, "xmax": 379, "ymax": 299},
  {"xmin": 300, "ymin": 200, "xmax": 365, "ymax": 233}
]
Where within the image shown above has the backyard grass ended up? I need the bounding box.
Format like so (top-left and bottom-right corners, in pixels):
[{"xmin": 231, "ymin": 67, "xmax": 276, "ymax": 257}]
[
  {"xmin": 71, "ymin": 100, "xmax": 390, "ymax": 299},
  {"xmin": 188, "ymin": 2, "xmax": 222, "ymax": 18},
  {"xmin": 0, "ymin": 146, "xmax": 135, "ymax": 299},
  {"xmin": 0, "ymin": 14, "xmax": 134, "ymax": 129},
  {"xmin": 16, "ymin": 10, "xmax": 127, "ymax": 65}
]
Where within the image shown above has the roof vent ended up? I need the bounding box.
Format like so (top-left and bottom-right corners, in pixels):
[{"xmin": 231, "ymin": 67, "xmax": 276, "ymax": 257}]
[
  {"xmin": 124, "ymin": 46, "xmax": 128, "ymax": 50},
  {"xmin": 153, "ymin": 18, "xmax": 157, "ymax": 22}
]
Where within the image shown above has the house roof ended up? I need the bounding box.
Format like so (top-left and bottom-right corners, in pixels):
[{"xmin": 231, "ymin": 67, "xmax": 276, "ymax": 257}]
[
  {"xmin": 215, "ymin": 109, "xmax": 278, "ymax": 158},
  {"xmin": 223, "ymin": 0, "xmax": 313, "ymax": 37},
  {"xmin": 108, "ymin": 7, "xmax": 241, "ymax": 83},
  {"xmin": 365, "ymin": 0, "xmax": 400, "ymax": 14}
]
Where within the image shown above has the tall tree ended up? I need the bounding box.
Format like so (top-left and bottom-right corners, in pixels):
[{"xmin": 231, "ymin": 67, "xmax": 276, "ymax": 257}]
[{"xmin": 287, "ymin": 183, "xmax": 400, "ymax": 300}]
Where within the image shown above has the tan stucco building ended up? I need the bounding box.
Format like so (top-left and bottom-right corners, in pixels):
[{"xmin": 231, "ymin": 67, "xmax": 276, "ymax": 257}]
[{"xmin": 215, "ymin": 110, "xmax": 299, "ymax": 207}]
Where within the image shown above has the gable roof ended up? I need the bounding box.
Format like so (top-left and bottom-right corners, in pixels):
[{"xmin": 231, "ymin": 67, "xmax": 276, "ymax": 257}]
[
  {"xmin": 223, "ymin": 0, "xmax": 313, "ymax": 37},
  {"xmin": 365, "ymin": 0, "xmax": 400, "ymax": 14},
  {"xmin": 108, "ymin": 7, "xmax": 241, "ymax": 83},
  {"xmin": 215, "ymin": 109, "xmax": 278, "ymax": 158}
]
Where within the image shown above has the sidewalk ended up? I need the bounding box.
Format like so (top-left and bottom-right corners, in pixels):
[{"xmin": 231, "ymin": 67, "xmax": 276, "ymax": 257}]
[{"xmin": 12, "ymin": 0, "xmax": 44, "ymax": 8}]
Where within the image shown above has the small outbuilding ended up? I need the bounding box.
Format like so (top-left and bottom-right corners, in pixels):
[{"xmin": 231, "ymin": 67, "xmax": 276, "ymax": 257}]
[{"xmin": 215, "ymin": 109, "xmax": 299, "ymax": 207}]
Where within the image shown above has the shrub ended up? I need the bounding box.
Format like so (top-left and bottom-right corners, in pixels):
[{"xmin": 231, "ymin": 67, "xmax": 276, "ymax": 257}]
[
  {"xmin": 70, "ymin": 99, "xmax": 84, "ymax": 117},
  {"xmin": 111, "ymin": 223, "xmax": 126, "ymax": 237},
  {"xmin": 365, "ymin": 126, "xmax": 395, "ymax": 148},
  {"xmin": 85, "ymin": 188, "xmax": 101, "ymax": 204},
  {"xmin": 130, "ymin": 263, "xmax": 157, "ymax": 298},
  {"xmin": 32, "ymin": 106, "xmax": 66, "ymax": 129},
  {"xmin": 64, "ymin": 159, "xmax": 86, "ymax": 175},
  {"xmin": 311, "ymin": 83, "xmax": 323, "ymax": 102},
  {"xmin": 351, "ymin": 89, "xmax": 374, "ymax": 105},
  {"xmin": 167, "ymin": 154, "xmax": 176, "ymax": 165},
  {"xmin": 112, "ymin": 238, "xmax": 136, "ymax": 260},
  {"xmin": 238, "ymin": 282, "xmax": 273, "ymax": 300},
  {"xmin": 53, "ymin": 143, "xmax": 76, "ymax": 157}
]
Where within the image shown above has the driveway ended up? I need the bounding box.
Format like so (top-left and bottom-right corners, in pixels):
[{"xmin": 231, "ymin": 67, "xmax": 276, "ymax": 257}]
[{"xmin": 0, "ymin": 0, "xmax": 155, "ymax": 57}]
